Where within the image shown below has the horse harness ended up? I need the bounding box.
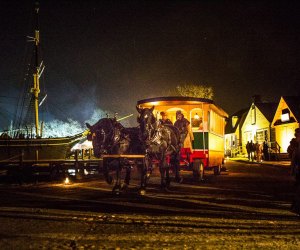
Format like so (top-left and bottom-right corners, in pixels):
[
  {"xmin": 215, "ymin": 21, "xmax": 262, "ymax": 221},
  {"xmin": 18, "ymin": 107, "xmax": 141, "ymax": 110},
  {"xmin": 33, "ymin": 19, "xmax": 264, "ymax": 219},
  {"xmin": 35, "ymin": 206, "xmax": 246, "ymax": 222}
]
[
  {"xmin": 92, "ymin": 119, "xmax": 130, "ymax": 153},
  {"xmin": 145, "ymin": 121, "xmax": 177, "ymax": 153}
]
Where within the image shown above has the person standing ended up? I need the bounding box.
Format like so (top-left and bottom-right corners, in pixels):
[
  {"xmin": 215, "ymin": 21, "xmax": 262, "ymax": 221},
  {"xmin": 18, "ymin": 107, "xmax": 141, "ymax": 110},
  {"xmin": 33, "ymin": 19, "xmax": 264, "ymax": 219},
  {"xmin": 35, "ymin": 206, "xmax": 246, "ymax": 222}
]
[
  {"xmin": 288, "ymin": 128, "xmax": 300, "ymax": 214},
  {"xmin": 246, "ymin": 141, "xmax": 251, "ymax": 160},
  {"xmin": 249, "ymin": 140, "xmax": 255, "ymax": 162},
  {"xmin": 174, "ymin": 110, "xmax": 194, "ymax": 152},
  {"xmin": 159, "ymin": 111, "xmax": 173, "ymax": 125},
  {"xmin": 263, "ymin": 140, "xmax": 269, "ymax": 161},
  {"xmin": 288, "ymin": 128, "xmax": 300, "ymax": 180},
  {"xmin": 255, "ymin": 142, "xmax": 262, "ymax": 162}
]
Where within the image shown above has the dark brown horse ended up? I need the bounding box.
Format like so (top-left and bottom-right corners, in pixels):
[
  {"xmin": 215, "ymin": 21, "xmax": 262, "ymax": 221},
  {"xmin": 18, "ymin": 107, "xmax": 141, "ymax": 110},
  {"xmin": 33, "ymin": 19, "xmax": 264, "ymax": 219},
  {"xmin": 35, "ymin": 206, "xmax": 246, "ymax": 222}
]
[
  {"xmin": 136, "ymin": 106, "xmax": 182, "ymax": 189},
  {"xmin": 86, "ymin": 118, "xmax": 148, "ymax": 195}
]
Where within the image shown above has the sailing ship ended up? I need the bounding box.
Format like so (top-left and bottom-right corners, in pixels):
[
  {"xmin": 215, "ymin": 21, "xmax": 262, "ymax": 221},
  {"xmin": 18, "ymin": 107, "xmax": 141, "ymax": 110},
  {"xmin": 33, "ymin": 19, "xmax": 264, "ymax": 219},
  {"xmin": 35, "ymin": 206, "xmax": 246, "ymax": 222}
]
[{"xmin": 0, "ymin": 2, "xmax": 84, "ymax": 163}]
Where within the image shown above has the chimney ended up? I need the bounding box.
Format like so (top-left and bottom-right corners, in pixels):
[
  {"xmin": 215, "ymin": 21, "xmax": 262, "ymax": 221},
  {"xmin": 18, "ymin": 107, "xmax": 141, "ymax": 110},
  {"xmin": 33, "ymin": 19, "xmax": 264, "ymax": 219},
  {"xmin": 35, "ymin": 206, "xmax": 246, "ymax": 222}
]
[
  {"xmin": 232, "ymin": 116, "xmax": 238, "ymax": 128},
  {"xmin": 252, "ymin": 95, "xmax": 262, "ymax": 104}
]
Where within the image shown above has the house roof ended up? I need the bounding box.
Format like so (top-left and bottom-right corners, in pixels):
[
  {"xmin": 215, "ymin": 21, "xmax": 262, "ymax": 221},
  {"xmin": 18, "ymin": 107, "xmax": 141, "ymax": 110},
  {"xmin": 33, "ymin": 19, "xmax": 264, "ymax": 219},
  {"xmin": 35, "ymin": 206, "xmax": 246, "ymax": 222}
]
[
  {"xmin": 255, "ymin": 102, "xmax": 278, "ymax": 122},
  {"xmin": 282, "ymin": 96, "xmax": 300, "ymax": 121},
  {"xmin": 225, "ymin": 108, "xmax": 248, "ymax": 134}
]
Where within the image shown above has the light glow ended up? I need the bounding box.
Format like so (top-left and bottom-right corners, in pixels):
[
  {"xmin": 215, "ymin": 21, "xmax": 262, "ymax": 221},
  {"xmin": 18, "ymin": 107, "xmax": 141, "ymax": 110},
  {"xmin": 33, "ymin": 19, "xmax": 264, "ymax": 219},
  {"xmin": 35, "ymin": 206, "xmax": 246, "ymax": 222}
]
[
  {"xmin": 64, "ymin": 177, "xmax": 70, "ymax": 185},
  {"xmin": 281, "ymin": 113, "xmax": 290, "ymax": 122},
  {"xmin": 149, "ymin": 101, "xmax": 160, "ymax": 106},
  {"xmin": 72, "ymin": 139, "xmax": 93, "ymax": 151}
]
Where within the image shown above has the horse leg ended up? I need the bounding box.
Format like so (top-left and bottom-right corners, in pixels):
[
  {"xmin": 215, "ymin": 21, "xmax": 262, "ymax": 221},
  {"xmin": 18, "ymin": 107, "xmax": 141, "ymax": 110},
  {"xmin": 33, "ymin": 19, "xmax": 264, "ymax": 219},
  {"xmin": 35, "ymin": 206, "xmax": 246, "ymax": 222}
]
[
  {"xmin": 112, "ymin": 160, "xmax": 121, "ymax": 195},
  {"xmin": 165, "ymin": 165, "xmax": 170, "ymax": 188},
  {"xmin": 121, "ymin": 165, "xmax": 131, "ymax": 191},
  {"xmin": 138, "ymin": 161, "xmax": 147, "ymax": 196},
  {"xmin": 159, "ymin": 162, "xmax": 166, "ymax": 189},
  {"xmin": 174, "ymin": 153, "xmax": 183, "ymax": 183},
  {"xmin": 160, "ymin": 155, "xmax": 170, "ymax": 190},
  {"xmin": 145, "ymin": 156, "xmax": 153, "ymax": 180},
  {"xmin": 103, "ymin": 159, "xmax": 113, "ymax": 185}
]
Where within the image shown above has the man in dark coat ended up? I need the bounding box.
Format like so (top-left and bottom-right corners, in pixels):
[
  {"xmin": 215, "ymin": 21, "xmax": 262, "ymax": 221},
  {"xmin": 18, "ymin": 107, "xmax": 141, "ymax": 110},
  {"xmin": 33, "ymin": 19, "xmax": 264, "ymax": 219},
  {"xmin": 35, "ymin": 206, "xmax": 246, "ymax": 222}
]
[
  {"xmin": 159, "ymin": 111, "xmax": 173, "ymax": 125},
  {"xmin": 174, "ymin": 110, "xmax": 194, "ymax": 152},
  {"xmin": 288, "ymin": 128, "xmax": 300, "ymax": 214},
  {"xmin": 246, "ymin": 141, "xmax": 251, "ymax": 160}
]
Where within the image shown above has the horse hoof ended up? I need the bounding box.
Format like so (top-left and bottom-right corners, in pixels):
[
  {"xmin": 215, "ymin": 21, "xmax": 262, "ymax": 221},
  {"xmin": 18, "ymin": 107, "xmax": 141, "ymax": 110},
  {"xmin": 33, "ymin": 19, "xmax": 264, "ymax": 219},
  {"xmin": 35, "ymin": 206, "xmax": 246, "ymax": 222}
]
[
  {"xmin": 160, "ymin": 184, "xmax": 170, "ymax": 192},
  {"xmin": 106, "ymin": 176, "xmax": 114, "ymax": 185},
  {"xmin": 112, "ymin": 189, "xmax": 120, "ymax": 195},
  {"xmin": 175, "ymin": 177, "xmax": 183, "ymax": 183},
  {"xmin": 139, "ymin": 188, "xmax": 146, "ymax": 196},
  {"xmin": 114, "ymin": 191, "xmax": 120, "ymax": 195},
  {"xmin": 112, "ymin": 185, "xmax": 121, "ymax": 195},
  {"xmin": 121, "ymin": 183, "xmax": 128, "ymax": 191}
]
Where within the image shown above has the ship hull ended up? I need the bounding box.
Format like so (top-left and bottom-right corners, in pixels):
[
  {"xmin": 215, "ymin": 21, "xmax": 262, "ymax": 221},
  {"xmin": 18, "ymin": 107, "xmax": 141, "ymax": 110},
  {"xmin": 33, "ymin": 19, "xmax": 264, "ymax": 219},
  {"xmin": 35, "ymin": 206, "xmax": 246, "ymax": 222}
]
[{"xmin": 0, "ymin": 134, "xmax": 83, "ymax": 163}]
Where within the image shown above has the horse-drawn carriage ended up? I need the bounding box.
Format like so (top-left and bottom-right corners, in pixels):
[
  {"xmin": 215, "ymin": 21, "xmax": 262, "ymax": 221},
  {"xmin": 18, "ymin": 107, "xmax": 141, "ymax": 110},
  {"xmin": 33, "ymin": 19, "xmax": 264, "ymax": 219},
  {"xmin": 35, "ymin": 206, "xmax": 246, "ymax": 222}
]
[
  {"xmin": 136, "ymin": 96, "xmax": 228, "ymax": 180},
  {"xmin": 86, "ymin": 96, "xmax": 228, "ymax": 194}
]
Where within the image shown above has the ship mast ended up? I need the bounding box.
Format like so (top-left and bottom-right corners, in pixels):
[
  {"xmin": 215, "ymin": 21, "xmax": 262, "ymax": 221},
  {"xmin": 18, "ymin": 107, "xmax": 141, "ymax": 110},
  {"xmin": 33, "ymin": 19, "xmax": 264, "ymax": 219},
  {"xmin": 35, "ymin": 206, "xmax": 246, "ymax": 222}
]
[{"xmin": 30, "ymin": 1, "xmax": 43, "ymax": 137}]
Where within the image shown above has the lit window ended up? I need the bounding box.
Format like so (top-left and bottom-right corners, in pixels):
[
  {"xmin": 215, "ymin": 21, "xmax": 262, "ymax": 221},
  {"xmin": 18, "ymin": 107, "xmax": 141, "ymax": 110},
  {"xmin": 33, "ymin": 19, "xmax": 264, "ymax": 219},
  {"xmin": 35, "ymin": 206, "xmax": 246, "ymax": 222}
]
[{"xmin": 281, "ymin": 109, "xmax": 290, "ymax": 122}]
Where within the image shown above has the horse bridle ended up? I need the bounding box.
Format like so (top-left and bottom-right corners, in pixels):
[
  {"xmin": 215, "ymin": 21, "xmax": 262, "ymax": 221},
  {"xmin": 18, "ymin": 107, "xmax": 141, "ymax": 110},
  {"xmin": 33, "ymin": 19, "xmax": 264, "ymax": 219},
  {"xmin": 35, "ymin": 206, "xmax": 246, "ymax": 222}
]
[
  {"xmin": 92, "ymin": 119, "xmax": 117, "ymax": 153},
  {"xmin": 141, "ymin": 111, "xmax": 166, "ymax": 146},
  {"xmin": 104, "ymin": 120, "xmax": 129, "ymax": 153}
]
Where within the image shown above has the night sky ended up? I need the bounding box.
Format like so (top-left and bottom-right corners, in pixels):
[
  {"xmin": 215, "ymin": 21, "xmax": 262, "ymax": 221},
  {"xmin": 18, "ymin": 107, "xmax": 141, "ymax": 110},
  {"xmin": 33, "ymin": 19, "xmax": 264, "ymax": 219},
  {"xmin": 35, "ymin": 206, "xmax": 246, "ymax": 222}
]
[{"xmin": 0, "ymin": 0, "xmax": 299, "ymax": 128}]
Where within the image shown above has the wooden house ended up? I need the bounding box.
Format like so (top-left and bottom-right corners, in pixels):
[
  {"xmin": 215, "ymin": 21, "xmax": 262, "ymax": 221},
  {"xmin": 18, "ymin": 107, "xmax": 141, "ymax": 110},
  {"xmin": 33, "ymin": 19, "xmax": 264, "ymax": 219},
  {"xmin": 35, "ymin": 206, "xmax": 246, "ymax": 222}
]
[
  {"xmin": 240, "ymin": 98, "xmax": 277, "ymax": 155},
  {"xmin": 271, "ymin": 96, "xmax": 300, "ymax": 153},
  {"xmin": 224, "ymin": 108, "xmax": 247, "ymax": 157}
]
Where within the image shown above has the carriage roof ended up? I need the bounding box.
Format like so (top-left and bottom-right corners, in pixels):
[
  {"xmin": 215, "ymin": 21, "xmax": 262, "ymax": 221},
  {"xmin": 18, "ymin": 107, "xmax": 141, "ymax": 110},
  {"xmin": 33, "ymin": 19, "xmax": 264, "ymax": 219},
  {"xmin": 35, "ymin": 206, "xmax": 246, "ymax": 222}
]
[
  {"xmin": 137, "ymin": 96, "xmax": 228, "ymax": 118},
  {"xmin": 137, "ymin": 96, "xmax": 213, "ymax": 105}
]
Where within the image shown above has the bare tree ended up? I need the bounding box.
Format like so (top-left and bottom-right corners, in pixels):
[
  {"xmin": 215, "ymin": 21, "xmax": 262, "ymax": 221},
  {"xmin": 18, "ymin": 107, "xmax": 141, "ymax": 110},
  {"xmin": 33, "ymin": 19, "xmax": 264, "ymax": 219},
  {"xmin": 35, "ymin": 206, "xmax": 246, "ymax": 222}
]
[{"xmin": 173, "ymin": 84, "xmax": 214, "ymax": 99}]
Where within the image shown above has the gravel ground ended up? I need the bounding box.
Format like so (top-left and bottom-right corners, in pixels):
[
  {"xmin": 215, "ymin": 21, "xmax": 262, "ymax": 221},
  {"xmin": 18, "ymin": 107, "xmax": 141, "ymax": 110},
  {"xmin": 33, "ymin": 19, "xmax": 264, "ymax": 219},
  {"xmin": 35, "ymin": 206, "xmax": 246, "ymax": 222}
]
[{"xmin": 0, "ymin": 160, "xmax": 300, "ymax": 249}]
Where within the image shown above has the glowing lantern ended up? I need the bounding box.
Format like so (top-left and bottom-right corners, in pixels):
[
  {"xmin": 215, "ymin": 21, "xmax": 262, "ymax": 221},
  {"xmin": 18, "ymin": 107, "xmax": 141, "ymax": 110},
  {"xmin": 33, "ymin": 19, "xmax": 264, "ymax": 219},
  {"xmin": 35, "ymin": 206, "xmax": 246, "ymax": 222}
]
[{"xmin": 64, "ymin": 177, "xmax": 70, "ymax": 185}]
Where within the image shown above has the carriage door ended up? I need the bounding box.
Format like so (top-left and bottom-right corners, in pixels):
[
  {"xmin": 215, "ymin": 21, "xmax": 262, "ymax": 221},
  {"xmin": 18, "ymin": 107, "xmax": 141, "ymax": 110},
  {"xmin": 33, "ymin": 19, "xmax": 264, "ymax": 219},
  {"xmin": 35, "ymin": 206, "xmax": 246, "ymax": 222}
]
[{"xmin": 191, "ymin": 107, "xmax": 207, "ymax": 160}]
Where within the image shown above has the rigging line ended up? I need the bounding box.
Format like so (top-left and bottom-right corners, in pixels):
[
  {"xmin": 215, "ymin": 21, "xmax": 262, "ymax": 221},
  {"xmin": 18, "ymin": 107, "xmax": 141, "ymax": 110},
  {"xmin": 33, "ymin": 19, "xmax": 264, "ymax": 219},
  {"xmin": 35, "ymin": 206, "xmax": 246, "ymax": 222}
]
[
  {"xmin": 0, "ymin": 96, "xmax": 18, "ymax": 99},
  {"xmin": 12, "ymin": 5, "xmax": 35, "ymax": 130},
  {"xmin": 0, "ymin": 109, "xmax": 14, "ymax": 119},
  {"xmin": 17, "ymin": 50, "xmax": 37, "ymax": 129},
  {"xmin": 36, "ymin": 47, "xmax": 47, "ymax": 123},
  {"xmin": 13, "ymin": 47, "xmax": 32, "ymax": 129},
  {"xmin": 47, "ymin": 100, "xmax": 74, "ymax": 121}
]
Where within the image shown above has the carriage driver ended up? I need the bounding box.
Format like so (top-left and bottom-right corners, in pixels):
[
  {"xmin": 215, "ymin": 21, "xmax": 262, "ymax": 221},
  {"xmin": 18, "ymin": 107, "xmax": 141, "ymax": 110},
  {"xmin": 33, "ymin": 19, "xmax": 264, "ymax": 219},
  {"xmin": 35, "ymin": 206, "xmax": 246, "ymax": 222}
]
[
  {"xmin": 159, "ymin": 111, "xmax": 173, "ymax": 125},
  {"xmin": 174, "ymin": 110, "xmax": 194, "ymax": 152}
]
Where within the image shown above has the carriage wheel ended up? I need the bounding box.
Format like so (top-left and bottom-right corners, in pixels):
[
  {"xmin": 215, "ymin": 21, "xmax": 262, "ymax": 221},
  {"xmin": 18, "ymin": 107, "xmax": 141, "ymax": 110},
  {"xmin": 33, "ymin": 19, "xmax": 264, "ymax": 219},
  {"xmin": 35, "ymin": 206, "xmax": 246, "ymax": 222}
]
[{"xmin": 192, "ymin": 159, "xmax": 204, "ymax": 181}]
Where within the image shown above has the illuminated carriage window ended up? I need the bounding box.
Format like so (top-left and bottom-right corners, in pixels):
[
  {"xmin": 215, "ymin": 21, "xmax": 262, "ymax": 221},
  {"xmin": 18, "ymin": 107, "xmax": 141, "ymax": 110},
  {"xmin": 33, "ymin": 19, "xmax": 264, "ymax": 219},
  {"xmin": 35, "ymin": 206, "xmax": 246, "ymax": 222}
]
[
  {"xmin": 210, "ymin": 111, "xmax": 215, "ymax": 132},
  {"xmin": 209, "ymin": 110, "xmax": 224, "ymax": 135},
  {"xmin": 166, "ymin": 107, "xmax": 185, "ymax": 123},
  {"xmin": 191, "ymin": 109, "xmax": 203, "ymax": 130}
]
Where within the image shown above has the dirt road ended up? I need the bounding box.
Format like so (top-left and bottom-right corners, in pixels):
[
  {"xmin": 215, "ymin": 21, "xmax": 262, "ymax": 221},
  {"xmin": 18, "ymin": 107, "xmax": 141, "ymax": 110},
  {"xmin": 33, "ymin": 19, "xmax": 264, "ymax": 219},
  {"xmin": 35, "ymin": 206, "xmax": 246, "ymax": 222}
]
[{"xmin": 0, "ymin": 160, "xmax": 299, "ymax": 249}]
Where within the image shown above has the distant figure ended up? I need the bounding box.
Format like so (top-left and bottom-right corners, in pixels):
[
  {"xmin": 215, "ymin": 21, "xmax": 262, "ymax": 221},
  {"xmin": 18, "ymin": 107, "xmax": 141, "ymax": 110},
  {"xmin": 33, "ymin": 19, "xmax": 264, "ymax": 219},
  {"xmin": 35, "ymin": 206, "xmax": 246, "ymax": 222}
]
[
  {"xmin": 246, "ymin": 141, "xmax": 251, "ymax": 160},
  {"xmin": 255, "ymin": 142, "xmax": 262, "ymax": 162},
  {"xmin": 263, "ymin": 141, "xmax": 269, "ymax": 161},
  {"xmin": 246, "ymin": 140, "xmax": 255, "ymax": 161},
  {"xmin": 288, "ymin": 128, "xmax": 300, "ymax": 214},
  {"xmin": 174, "ymin": 110, "xmax": 194, "ymax": 152},
  {"xmin": 288, "ymin": 128, "xmax": 300, "ymax": 178},
  {"xmin": 159, "ymin": 111, "xmax": 173, "ymax": 125}
]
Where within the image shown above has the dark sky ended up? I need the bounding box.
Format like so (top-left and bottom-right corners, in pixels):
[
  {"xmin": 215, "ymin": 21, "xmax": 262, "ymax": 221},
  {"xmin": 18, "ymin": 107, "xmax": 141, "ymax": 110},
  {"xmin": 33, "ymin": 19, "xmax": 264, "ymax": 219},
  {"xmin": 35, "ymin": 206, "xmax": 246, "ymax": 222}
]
[{"xmin": 0, "ymin": 0, "xmax": 299, "ymax": 128}]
